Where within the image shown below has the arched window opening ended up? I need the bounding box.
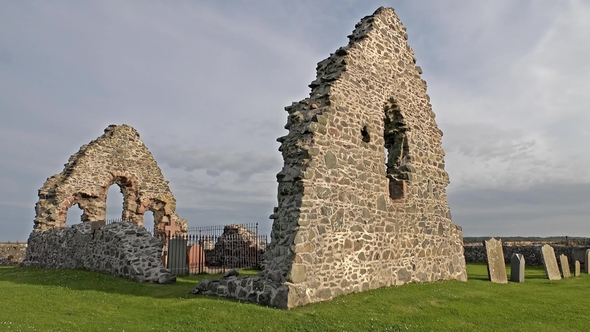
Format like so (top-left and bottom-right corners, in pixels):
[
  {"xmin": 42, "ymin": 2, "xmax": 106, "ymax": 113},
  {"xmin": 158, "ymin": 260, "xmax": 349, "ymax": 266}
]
[
  {"xmin": 384, "ymin": 99, "xmax": 409, "ymax": 200},
  {"xmin": 143, "ymin": 210, "xmax": 156, "ymax": 234},
  {"xmin": 106, "ymin": 184, "xmax": 124, "ymax": 221},
  {"xmin": 66, "ymin": 204, "xmax": 84, "ymax": 226}
]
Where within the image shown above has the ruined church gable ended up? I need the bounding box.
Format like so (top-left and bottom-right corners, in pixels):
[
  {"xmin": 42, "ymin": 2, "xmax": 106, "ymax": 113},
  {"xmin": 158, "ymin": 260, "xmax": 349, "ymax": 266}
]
[
  {"xmin": 266, "ymin": 6, "xmax": 466, "ymax": 307},
  {"xmin": 195, "ymin": 7, "xmax": 467, "ymax": 310},
  {"xmin": 34, "ymin": 124, "xmax": 186, "ymax": 237}
]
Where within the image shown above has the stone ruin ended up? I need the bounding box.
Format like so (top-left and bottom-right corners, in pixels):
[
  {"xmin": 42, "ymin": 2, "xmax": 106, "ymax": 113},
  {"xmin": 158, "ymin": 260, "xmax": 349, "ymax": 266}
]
[
  {"xmin": 192, "ymin": 7, "xmax": 467, "ymax": 309},
  {"xmin": 23, "ymin": 124, "xmax": 185, "ymax": 282},
  {"xmin": 205, "ymin": 224, "xmax": 266, "ymax": 268},
  {"xmin": 21, "ymin": 221, "xmax": 175, "ymax": 283},
  {"xmin": 33, "ymin": 124, "xmax": 187, "ymax": 237}
]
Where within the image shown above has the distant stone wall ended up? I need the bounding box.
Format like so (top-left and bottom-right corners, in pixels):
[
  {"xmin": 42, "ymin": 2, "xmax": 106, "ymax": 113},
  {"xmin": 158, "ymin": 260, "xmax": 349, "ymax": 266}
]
[
  {"xmin": 464, "ymin": 245, "xmax": 590, "ymax": 266},
  {"xmin": 0, "ymin": 242, "xmax": 27, "ymax": 264},
  {"xmin": 21, "ymin": 222, "xmax": 175, "ymax": 283},
  {"xmin": 205, "ymin": 224, "xmax": 266, "ymax": 267}
]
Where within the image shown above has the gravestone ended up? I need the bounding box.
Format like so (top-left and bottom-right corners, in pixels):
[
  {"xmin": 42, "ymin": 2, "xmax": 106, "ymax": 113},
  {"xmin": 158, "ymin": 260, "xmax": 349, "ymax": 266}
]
[
  {"xmin": 484, "ymin": 238, "xmax": 507, "ymax": 284},
  {"xmin": 510, "ymin": 253, "xmax": 525, "ymax": 283},
  {"xmin": 188, "ymin": 243, "xmax": 205, "ymax": 273},
  {"xmin": 585, "ymin": 249, "xmax": 590, "ymax": 274},
  {"xmin": 559, "ymin": 254, "xmax": 571, "ymax": 278},
  {"xmin": 168, "ymin": 237, "xmax": 188, "ymax": 276},
  {"xmin": 574, "ymin": 260, "xmax": 580, "ymax": 277},
  {"xmin": 540, "ymin": 245, "xmax": 561, "ymax": 280}
]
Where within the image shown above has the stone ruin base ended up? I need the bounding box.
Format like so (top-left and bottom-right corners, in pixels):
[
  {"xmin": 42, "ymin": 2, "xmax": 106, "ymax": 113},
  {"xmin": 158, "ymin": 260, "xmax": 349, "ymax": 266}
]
[
  {"xmin": 192, "ymin": 272, "xmax": 290, "ymax": 309},
  {"xmin": 21, "ymin": 221, "xmax": 175, "ymax": 283},
  {"xmin": 191, "ymin": 267, "xmax": 462, "ymax": 309}
]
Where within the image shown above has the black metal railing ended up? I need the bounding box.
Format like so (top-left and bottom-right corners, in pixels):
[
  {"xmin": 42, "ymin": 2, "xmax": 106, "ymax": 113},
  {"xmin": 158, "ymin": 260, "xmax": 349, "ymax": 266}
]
[{"xmin": 104, "ymin": 219, "xmax": 268, "ymax": 275}]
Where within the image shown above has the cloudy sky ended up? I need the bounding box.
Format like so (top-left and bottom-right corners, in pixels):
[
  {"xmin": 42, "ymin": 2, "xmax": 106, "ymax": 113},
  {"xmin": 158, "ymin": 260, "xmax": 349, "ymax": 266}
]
[{"xmin": 1, "ymin": 0, "xmax": 589, "ymax": 241}]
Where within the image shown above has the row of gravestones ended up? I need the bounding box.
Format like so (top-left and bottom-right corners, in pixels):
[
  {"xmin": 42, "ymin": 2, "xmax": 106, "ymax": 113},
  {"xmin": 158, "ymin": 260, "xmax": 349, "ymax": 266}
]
[{"xmin": 484, "ymin": 238, "xmax": 588, "ymax": 284}]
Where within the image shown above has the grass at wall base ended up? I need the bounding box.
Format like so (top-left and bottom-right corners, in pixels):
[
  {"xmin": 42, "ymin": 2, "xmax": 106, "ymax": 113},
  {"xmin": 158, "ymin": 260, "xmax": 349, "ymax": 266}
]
[{"xmin": 0, "ymin": 263, "xmax": 586, "ymax": 331}]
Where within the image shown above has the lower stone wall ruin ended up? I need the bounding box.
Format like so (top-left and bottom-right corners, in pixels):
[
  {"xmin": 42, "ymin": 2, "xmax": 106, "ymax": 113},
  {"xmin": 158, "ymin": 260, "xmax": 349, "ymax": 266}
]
[
  {"xmin": 192, "ymin": 272, "xmax": 289, "ymax": 308},
  {"xmin": 464, "ymin": 245, "xmax": 590, "ymax": 267},
  {"xmin": 21, "ymin": 222, "xmax": 175, "ymax": 283}
]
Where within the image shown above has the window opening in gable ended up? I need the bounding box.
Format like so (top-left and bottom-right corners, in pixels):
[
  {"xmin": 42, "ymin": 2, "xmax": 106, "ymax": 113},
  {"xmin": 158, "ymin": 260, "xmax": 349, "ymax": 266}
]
[{"xmin": 384, "ymin": 99, "xmax": 410, "ymax": 200}]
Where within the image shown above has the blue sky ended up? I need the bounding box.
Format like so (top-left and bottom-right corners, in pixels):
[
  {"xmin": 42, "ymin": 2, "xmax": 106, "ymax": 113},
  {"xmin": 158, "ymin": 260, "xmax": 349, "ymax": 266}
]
[{"xmin": 1, "ymin": 0, "xmax": 589, "ymax": 241}]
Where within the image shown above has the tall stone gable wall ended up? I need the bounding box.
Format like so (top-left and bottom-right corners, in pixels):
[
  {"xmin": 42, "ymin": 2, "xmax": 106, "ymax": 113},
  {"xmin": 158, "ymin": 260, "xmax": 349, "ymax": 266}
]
[
  {"xmin": 34, "ymin": 124, "xmax": 186, "ymax": 237},
  {"xmin": 193, "ymin": 7, "xmax": 466, "ymax": 309}
]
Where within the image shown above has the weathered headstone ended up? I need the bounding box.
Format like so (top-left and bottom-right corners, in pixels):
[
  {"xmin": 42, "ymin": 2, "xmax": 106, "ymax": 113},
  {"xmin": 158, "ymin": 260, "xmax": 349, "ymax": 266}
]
[
  {"xmin": 484, "ymin": 238, "xmax": 507, "ymax": 284},
  {"xmin": 540, "ymin": 245, "xmax": 561, "ymax": 280},
  {"xmin": 510, "ymin": 253, "xmax": 525, "ymax": 283},
  {"xmin": 559, "ymin": 254, "xmax": 571, "ymax": 278},
  {"xmin": 188, "ymin": 243, "xmax": 205, "ymax": 273},
  {"xmin": 574, "ymin": 260, "xmax": 580, "ymax": 277},
  {"xmin": 168, "ymin": 236, "xmax": 188, "ymax": 276},
  {"xmin": 585, "ymin": 249, "xmax": 590, "ymax": 274}
]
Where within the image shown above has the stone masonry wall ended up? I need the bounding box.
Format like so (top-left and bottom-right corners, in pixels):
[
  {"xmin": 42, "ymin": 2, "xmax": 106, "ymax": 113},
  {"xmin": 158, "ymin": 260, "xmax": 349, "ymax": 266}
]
[
  {"xmin": 34, "ymin": 124, "xmax": 186, "ymax": 238},
  {"xmin": 464, "ymin": 245, "xmax": 590, "ymax": 267},
  {"xmin": 193, "ymin": 7, "xmax": 466, "ymax": 309},
  {"xmin": 21, "ymin": 221, "xmax": 175, "ymax": 283},
  {"xmin": 0, "ymin": 242, "xmax": 27, "ymax": 264}
]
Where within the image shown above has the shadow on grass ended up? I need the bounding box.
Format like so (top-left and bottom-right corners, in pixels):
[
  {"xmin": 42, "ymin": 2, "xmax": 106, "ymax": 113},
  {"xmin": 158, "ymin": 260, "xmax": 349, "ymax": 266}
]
[{"xmin": 0, "ymin": 266, "xmax": 259, "ymax": 299}]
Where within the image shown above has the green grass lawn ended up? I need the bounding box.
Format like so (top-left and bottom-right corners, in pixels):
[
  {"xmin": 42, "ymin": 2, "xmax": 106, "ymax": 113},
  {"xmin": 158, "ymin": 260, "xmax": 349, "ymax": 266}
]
[{"xmin": 0, "ymin": 264, "xmax": 587, "ymax": 332}]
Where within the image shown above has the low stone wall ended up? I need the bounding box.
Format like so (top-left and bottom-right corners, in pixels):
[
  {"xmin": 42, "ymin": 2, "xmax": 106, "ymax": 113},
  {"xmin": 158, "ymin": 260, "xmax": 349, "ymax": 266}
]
[
  {"xmin": 464, "ymin": 245, "xmax": 590, "ymax": 266},
  {"xmin": 205, "ymin": 224, "xmax": 266, "ymax": 268},
  {"xmin": 21, "ymin": 221, "xmax": 175, "ymax": 283},
  {"xmin": 0, "ymin": 242, "xmax": 28, "ymax": 264},
  {"xmin": 192, "ymin": 271, "xmax": 290, "ymax": 309}
]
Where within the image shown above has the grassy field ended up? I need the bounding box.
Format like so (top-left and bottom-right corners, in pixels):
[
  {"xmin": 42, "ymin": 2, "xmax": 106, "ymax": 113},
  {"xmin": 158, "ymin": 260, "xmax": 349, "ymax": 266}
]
[{"xmin": 0, "ymin": 264, "xmax": 587, "ymax": 332}]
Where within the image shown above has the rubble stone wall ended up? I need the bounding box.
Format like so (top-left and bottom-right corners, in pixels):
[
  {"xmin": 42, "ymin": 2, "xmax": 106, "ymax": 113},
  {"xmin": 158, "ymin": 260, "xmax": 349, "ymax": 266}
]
[
  {"xmin": 33, "ymin": 124, "xmax": 186, "ymax": 238},
  {"xmin": 205, "ymin": 224, "xmax": 266, "ymax": 267},
  {"xmin": 193, "ymin": 7, "xmax": 466, "ymax": 309},
  {"xmin": 21, "ymin": 221, "xmax": 175, "ymax": 283},
  {"xmin": 464, "ymin": 245, "xmax": 590, "ymax": 267},
  {"xmin": 0, "ymin": 242, "xmax": 27, "ymax": 264}
]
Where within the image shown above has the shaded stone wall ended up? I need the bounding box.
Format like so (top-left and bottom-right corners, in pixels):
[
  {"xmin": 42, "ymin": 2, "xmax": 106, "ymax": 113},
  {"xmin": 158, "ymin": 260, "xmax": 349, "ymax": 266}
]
[
  {"xmin": 205, "ymin": 224, "xmax": 266, "ymax": 267},
  {"xmin": 193, "ymin": 7, "xmax": 466, "ymax": 309},
  {"xmin": 34, "ymin": 124, "xmax": 186, "ymax": 238},
  {"xmin": 21, "ymin": 222, "xmax": 175, "ymax": 283},
  {"xmin": 0, "ymin": 242, "xmax": 27, "ymax": 264},
  {"xmin": 464, "ymin": 245, "xmax": 590, "ymax": 267}
]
